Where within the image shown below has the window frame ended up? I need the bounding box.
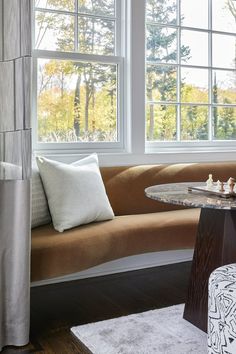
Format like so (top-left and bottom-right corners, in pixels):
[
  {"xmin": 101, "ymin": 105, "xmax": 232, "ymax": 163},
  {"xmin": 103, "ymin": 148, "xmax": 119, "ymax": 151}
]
[
  {"xmin": 32, "ymin": 0, "xmax": 236, "ymax": 164},
  {"xmin": 32, "ymin": 0, "xmax": 126, "ymax": 153},
  {"xmin": 145, "ymin": 0, "xmax": 236, "ymax": 152}
]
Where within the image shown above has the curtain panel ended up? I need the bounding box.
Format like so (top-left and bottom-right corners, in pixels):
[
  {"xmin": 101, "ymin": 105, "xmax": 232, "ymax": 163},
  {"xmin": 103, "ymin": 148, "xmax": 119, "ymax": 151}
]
[{"xmin": 0, "ymin": 0, "xmax": 32, "ymax": 351}]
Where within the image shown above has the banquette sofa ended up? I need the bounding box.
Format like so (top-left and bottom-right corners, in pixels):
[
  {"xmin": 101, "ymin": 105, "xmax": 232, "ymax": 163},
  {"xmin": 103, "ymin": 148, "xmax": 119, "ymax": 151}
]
[{"xmin": 31, "ymin": 161, "xmax": 236, "ymax": 283}]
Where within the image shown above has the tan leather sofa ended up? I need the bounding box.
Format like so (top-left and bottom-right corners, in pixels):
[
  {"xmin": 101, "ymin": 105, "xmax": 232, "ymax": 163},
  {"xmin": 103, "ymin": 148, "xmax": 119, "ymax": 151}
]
[{"xmin": 31, "ymin": 162, "xmax": 236, "ymax": 282}]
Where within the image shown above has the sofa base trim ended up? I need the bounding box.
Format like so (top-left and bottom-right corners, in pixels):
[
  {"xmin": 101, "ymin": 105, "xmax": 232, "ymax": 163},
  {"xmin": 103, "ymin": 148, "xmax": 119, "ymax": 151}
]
[{"xmin": 31, "ymin": 249, "xmax": 194, "ymax": 287}]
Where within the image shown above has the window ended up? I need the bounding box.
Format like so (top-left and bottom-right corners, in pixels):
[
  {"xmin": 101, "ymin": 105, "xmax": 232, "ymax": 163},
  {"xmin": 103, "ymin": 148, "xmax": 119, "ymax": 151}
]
[
  {"xmin": 33, "ymin": 1, "xmax": 236, "ymax": 162},
  {"xmin": 33, "ymin": 0, "xmax": 123, "ymax": 150},
  {"xmin": 146, "ymin": 0, "xmax": 236, "ymax": 144}
]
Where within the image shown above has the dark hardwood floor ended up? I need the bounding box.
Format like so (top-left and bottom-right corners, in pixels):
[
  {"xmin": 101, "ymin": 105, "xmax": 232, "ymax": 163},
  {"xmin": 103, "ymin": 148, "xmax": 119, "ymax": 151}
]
[{"xmin": 2, "ymin": 261, "xmax": 191, "ymax": 354}]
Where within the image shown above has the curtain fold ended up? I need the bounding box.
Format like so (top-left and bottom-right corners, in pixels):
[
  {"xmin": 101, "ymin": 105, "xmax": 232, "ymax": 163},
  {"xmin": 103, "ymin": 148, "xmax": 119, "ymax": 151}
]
[
  {"xmin": 0, "ymin": 181, "xmax": 31, "ymax": 350},
  {"xmin": 0, "ymin": 0, "xmax": 32, "ymax": 351}
]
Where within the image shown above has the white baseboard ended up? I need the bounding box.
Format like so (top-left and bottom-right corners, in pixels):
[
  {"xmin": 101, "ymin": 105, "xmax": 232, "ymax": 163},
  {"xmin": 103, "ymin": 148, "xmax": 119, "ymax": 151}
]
[{"xmin": 31, "ymin": 249, "xmax": 194, "ymax": 287}]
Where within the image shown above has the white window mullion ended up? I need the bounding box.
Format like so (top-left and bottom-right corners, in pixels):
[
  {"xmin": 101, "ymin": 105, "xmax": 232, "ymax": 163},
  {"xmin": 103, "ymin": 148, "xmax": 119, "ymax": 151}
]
[
  {"xmin": 33, "ymin": 49, "xmax": 122, "ymax": 65},
  {"xmin": 75, "ymin": 0, "xmax": 78, "ymax": 52},
  {"xmin": 177, "ymin": 0, "xmax": 181, "ymax": 142},
  {"xmin": 115, "ymin": 0, "xmax": 121, "ymax": 56},
  {"xmin": 208, "ymin": 0, "xmax": 213, "ymax": 141},
  {"xmin": 127, "ymin": 0, "xmax": 146, "ymax": 154}
]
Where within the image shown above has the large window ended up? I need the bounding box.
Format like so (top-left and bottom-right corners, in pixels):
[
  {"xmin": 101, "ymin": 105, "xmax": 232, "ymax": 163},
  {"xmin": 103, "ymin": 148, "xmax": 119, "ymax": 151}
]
[
  {"xmin": 146, "ymin": 0, "xmax": 236, "ymax": 143},
  {"xmin": 33, "ymin": 0, "xmax": 123, "ymax": 149},
  {"xmin": 33, "ymin": 1, "xmax": 236, "ymax": 162}
]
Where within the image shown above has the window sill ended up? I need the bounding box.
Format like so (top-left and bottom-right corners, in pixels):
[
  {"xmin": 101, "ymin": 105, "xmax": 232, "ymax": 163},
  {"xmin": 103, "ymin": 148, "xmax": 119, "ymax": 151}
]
[{"xmin": 33, "ymin": 145, "xmax": 236, "ymax": 166}]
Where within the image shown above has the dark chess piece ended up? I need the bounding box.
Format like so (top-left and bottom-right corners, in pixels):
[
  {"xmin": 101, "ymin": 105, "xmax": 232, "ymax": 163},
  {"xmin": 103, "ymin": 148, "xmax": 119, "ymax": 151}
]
[{"xmin": 220, "ymin": 182, "xmax": 225, "ymax": 192}]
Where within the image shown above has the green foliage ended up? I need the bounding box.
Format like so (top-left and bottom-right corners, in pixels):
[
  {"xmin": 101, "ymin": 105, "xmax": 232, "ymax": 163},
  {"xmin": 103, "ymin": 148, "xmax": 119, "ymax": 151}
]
[
  {"xmin": 146, "ymin": 0, "xmax": 236, "ymax": 142},
  {"xmin": 36, "ymin": 0, "xmax": 117, "ymax": 142},
  {"xmin": 38, "ymin": 60, "xmax": 117, "ymax": 142},
  {"xmin": 36, "ymin": 0, "xmax": 236, "ymax": 143},
  {"xmin": 214, "ymin": 102, "xmax": 236, "ymax": 140},
  {"xmin": 146, "ymin": 0, "xmax": 190, "ymax": 140}
]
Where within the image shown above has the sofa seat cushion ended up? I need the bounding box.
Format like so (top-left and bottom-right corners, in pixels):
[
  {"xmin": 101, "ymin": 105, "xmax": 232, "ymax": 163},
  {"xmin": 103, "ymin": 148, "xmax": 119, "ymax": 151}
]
[{"xmin": 31, "ymin": 208, "xmax": 200, "ymax": 282}]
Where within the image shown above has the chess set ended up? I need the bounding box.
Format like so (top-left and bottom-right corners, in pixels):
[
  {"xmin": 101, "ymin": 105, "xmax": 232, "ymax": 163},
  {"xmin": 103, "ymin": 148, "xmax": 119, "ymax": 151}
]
[{"xmin": 188, "ymin": 175, "xmax": 236, "ymax": 198}]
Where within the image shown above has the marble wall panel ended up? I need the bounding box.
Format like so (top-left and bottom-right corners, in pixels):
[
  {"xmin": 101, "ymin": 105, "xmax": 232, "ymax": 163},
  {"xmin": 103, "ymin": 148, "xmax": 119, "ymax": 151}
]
[
  {"xmin": 0, "ymin": 61, "xmax": 15, "ymax": 132},
  {"xmin": 0, "ymin": 2, "xmax": 3, "ymax": 60},
  {"xmin": 0, "ymin": 0, "xmax": 32, "ymax": 61},
  {"xmin": 22, "ymin": 130, "xmax": 31, "ymax": 179},
  {"xmin": 23, "ymin": 57, "xmax": 32, "ymax": 129},
  {"xmin": 3, "ymin": 0, "xmax": 21, "ymax": 61},
  {"xmin": 15, "ymin": 58, "xmax": 24, "ymax": 130},
  {"xmin": 21, "ymin": 0, "xmax": 32, "ymax": 57},
  {"xmin": 0, "ymin": 133, "xmax": 4, "ymax": 179},
  {"xmin": 4, "ymin": 131, "xmax": 23, "ymax": 179},
  {"xmin": 0, "ymin": 0, "xmax": 32, "ymax": 180}
]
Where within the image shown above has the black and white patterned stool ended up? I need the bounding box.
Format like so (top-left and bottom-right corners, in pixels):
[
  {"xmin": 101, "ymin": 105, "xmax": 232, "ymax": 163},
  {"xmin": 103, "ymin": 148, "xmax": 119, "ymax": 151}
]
[{"xmin": 208, "ymin": 264, "xmax": 236, "ymax": 354}]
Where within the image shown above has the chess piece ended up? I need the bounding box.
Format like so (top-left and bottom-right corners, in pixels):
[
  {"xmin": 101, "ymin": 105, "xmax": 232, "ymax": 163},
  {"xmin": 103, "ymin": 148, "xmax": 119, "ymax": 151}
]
[
  {"xmin": 217, "ymin": 180, "xmax": 221, "ymax": 191},
  {"xmin": 220, "ymin": 182, "xmax": 225, "ymax": 192},
  {"xmin": 227, "ymin": 178, "xmax": 232, "ymax": 187},
  {"xmin": 206, "ymin": 174, "xmax": 214, "ymax": 189},
  {"xmin": 229, "ymin": 177, "xmax": 236, "ymax": 194}
]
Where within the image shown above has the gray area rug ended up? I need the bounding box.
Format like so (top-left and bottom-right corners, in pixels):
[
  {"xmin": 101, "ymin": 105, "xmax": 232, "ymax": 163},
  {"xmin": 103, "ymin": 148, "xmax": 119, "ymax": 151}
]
[{"xmin": 71, "ymin": 304, "xmax": 207, "ymax": 354}]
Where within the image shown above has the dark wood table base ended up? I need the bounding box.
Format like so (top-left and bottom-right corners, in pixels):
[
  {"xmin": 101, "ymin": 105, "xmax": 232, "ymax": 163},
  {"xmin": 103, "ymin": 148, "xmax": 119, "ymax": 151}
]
[{"xmin": 183, "ymin": 208, "xmax": 236, "ymax": 332}]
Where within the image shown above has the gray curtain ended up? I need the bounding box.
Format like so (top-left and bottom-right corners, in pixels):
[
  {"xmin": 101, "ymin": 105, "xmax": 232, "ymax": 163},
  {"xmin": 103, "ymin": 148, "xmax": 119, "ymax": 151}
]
[{"xmin": 0, "ymin": 0, "xmax": 32, "ymax": 351}]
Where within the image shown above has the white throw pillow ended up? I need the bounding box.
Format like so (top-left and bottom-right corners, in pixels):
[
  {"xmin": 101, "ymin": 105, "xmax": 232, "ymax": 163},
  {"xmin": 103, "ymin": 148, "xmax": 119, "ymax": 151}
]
[{"xmin": 36, "ymin": 153, "xmax": 114, "ymax": 232}]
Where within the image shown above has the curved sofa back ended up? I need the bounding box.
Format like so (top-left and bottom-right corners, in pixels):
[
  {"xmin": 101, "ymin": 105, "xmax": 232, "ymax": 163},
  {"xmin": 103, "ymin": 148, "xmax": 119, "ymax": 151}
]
[{"xmin": 100, "ymin": 162, "xmax": 236, "ymax": 216}]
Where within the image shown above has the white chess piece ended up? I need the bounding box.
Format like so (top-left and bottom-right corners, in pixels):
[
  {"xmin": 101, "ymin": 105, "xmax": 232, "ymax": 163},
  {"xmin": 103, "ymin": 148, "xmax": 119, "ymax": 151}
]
[
  {"xmin": 206, "ymin": 174, "xmax": 214, "ymax": 189},
  {"xmin": 227, "ymin": 177, "xmax": 233, "ymax": 188},
  {"xmin": 229, "ymin": 177, "xmax": 236, "ymax": 194},
  {"xmin": 217, "ymin": 180, "xmax": 221, "ymax": 191}
]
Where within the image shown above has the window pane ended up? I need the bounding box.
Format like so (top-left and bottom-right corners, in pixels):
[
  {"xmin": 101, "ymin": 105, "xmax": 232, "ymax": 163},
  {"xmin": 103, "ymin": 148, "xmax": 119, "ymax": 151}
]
[
  {"xmin": 181, "ymin": 106, "xmax": 208, "ymax": 140},
  {"xmin": 213, "ymin": 106, "xmax": 236, "ymax": 140},
  {"xmin": 212, "ymin": 0, "xmax": 236, "ymax": 33},
  {"xmin": 212, "ymin": 70, "xmax": 236, "ymax": 104},
  {"xmin": 78, "ymin": 0, "xmax": 115, "ymax": 16},
  {"xmin": 181, "ymin": 0, "xmax": 208, "ymax": 29},
  {"xmin": 212, "ymin": 34, "xmax": 236, "ymax": 69},
  {"xmin": 35, "ymin": 0, "xmax": 75, "ymax": 11},
  {"xmin": 146, "ymin": 0, "xmax": 177, "ymax": 25},
  {"xmin": 146, "ymin": 26, "xmax": 177, "ymax": 63},
  {"xmin": 181, "ymin": 30, "xmax": 208, "ymax": 66},
  {"xmin": 78, "ymin": 17, "xmax": 115, "ymax": 55},
  {"xmin": 146, "ymin": 104, "xmax": 177, "ymax": 141},
  {"xmin": 35, "ymin": 11, "xmax": 74, "ymax": 51},
  {"xmin": 37, "ymin": 59, "xmax": 117, "ymax": 143},
  {"xmin": 181, "ymin": 68, "xmax": 208, "ymax": 103},
  {"xmin": 146, "ymin": 65, "xmax": 177, "ymax": 101}
]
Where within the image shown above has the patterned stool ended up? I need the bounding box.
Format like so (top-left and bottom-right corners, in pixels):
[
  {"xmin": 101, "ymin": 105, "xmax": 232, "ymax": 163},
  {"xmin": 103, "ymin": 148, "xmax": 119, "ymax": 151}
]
[{"xmin": 208, "ymin": 264, "xmax": 236, "ymax": 354}]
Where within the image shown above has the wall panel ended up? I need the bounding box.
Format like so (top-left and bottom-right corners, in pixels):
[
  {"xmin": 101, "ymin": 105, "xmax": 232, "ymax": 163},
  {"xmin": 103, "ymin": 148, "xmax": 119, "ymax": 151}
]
[
  {"xmin": 21, "ymin": 0, "xmax": 32, "ymax": 57},
  {"xmin": 0, "ymin": 133, "xmax": 4, "ymax": 179},
  {"xmin": 15, "ymin": 58, "xmax": 24, "ymax": 130},
  {"xmin": 0, "ymin": 2, "xmax": 3, "ymax": 60},
  {"xmin": 0, "ymin": 61, "xmax": 15, "ymax": 132},
  {"xmin": 0, "ymin": 0, "xmax": 32, "ymax": 61},
  {"xmin": 0, "ymin": 0, "xmax": 32, "ymax": 179},
  {"xmin": 22, "ymin": 129, "xmax": 32, "ymax": 179},
  {"xmin": 23, "ymin": 57, "xmax": 32, "ymax": 129},
  {"xmin": 4, "ymin": 131, "xmax": 22, "ymax": 169},
  {"xmin": 3, "ymin": 0, "xmax": 21, "ymax": 61}
]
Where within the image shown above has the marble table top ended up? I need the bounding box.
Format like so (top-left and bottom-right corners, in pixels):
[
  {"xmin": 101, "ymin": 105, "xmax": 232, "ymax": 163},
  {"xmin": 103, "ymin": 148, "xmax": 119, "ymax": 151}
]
[{"xmin": 145, "ymin": 182, "xmax": 236, "ymax": 210}]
